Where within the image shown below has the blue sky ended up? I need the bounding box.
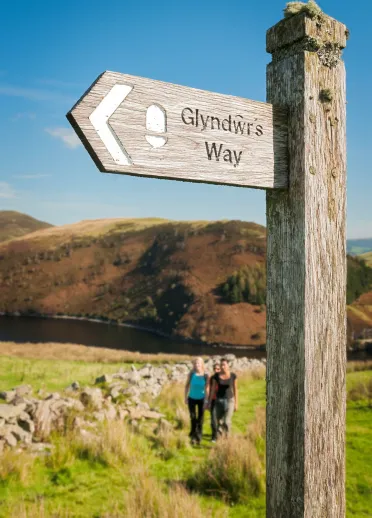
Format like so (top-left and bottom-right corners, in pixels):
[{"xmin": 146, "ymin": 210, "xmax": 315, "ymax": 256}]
[{"xmin": 0, "ymin": 0, "xmax": 370, "ymax": 238}]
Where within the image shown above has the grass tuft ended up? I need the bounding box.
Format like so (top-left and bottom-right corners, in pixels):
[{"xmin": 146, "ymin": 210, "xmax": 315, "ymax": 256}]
[
  {"xmin": 73, "ymin": 419, "xmax": 146, "ymax": 468},
  {"xmin": 155, "ymin": 382, "xmax": 189, "ymax": 430},
  {"xmin": 347, "ymin": 360, "xmax": 372, "ymax": 373},
  {"xmin": 122, "ymin": 469, "xmax": 217, "ymax": 518},
  {"xmin": 187, "ymin": 434, "xmax": 265, "ymax": 503},
  {"xmin": 348, "ymin": 378, "xmax": 372, "ymax": 405},
  {"xmin": 0, "ymin": 449, "xmax": 35, "ymax": 486}
]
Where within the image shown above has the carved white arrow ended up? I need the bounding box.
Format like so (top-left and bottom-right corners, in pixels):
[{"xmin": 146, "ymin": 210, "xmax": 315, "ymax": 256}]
[
  {"xmin": 89, "ymin": 84, "xmax": 133, "ymax": 165},
  {"xmin": 67, "ymin": 71, "xmax": 289, "ymax": 188}
]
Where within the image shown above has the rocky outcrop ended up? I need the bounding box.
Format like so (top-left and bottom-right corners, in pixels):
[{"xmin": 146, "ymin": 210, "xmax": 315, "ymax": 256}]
[{"xmin": 0, "ymin": 355, "xmax": 265, "ymax": 453}]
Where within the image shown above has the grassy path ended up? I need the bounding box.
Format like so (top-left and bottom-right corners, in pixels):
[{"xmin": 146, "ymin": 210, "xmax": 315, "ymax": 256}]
[{"xmin": 0, "ymin": 355, "xmax": 371, "ymax": 517}]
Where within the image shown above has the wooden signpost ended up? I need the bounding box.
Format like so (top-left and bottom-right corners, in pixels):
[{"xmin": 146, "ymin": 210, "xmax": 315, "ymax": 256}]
[
  {"xmin": 67, "ymin": 72, "xmax": 288, "ymax": 189},
  {"xmin": 68, "ymin": 7, "xmax": 348, "ymax": 518}
]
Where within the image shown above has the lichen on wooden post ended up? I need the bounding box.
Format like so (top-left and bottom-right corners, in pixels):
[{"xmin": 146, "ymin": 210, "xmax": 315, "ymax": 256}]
[{"xmin": 266, "ymin": 7, "xmax": 348, "ymax": 518}]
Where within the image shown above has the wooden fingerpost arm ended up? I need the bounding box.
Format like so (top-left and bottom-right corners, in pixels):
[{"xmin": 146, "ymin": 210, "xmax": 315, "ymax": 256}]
[{"xmin": 266, "ymin": 8, "xmax": 348, "ymax": 518}]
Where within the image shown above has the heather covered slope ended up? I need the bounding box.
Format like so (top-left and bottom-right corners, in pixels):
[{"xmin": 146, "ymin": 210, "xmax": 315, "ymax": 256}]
[
  {"xmin": 0, "ymin": 218, "xmax": 267, "ymax": 346},
  {"xmin": 347, "ymin": 256, "xmax": 372, "ymax": 342},
  {"xmin": 1, "ymin": 216, "xmax": 372, "ymax": 347},
  {"xmin": 0, "ymin": 211, "xmax": 53, "ymax": 243}
]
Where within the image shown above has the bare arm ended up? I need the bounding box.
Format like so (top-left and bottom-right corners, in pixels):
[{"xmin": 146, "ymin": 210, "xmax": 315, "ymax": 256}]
[
  {"xmin": 185, "ymin": 372, "xmax": 191, "ymax": 404},
  {"xmin": 205, "ymin": 374, "xmax": 210, "ymax": 398},
  {"xmin": 208, "ymin": 379, "xmax": 217, "ymax": 406},
  {"xmin": 233, "ymin": 377, "xmax": 238, "ymax": 411}
]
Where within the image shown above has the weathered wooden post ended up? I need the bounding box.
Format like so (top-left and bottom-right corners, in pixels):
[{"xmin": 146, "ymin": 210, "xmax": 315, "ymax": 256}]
[
  {"xmin": 67, "ymin": 5, "xmax": 349, "ymax": 515},
  {"xmin": 266, "ymin": 8, "xmax": 348, "ymax": 517}
]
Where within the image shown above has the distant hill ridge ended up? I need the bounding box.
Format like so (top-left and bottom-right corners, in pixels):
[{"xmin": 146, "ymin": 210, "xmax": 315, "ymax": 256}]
[
  {"xmin": 347, "ymin": 238, "xmax": 372, "ymax": 256},
  {"xmin": 0, "ymin": 212, "xmax": 371, "ymax": 348},
  {"xmin": 0, "ymin": 211, "xmax": 53, "ymax": 243},
  {"xmin": 0, "ymin": 215, "xmax": 267, "ymax": 346}
]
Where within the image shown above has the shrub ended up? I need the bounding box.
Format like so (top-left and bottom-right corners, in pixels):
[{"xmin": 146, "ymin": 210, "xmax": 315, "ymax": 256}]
[
  {"xmin": 347, "ymin": 256, "xmax": 372, "ymax": 304},
  {"xmin": 238, "ymin": 367, "xmax": 266, "ymax": 382},
  {"xmin": 347, "ymin": 378, "xmax": 372, "ymax": 405},
  {"xmin": 44, "ymin": 435, "xmax": 76, "ymax": 471},
  {"xmin": 46, "ymin": 420, "xmax": 146, "ymax": 474},
  {"xmin": 221, "ymin": 264, "xmax": 266, "ymax": 305},
  {"xmin": 247, "ymin": 407, "xmax": 266, "ymax": 458},
  {"xmin": 152, "ymin": 419, "xmax": 190, "ymax": 459},
  {"xmin": 73, "ymin": 420, "xmax": 144, "ymax": 468},
  {"xmin": 219, "ymin": 255, "xmax": 372, "ymax": 307},
  {"xmin": 187, "ymin": 434, "xmax": 265, "ymax": 503}
]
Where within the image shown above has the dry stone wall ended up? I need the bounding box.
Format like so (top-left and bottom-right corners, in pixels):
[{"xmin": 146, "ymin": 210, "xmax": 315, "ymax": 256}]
[{"xmin": 0, "ymin": 355, "xmax": 265, "ymax": 454}]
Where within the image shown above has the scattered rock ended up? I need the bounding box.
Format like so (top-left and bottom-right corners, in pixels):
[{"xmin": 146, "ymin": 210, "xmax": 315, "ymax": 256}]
[
  {"xmin": 103, "ymin": 403, "xmax": 117, "ymax": 421},
  {"xmin": 14, "ymin": 385, "xmax": 33, "ymax": 397},
  {"xmin": 109, "ymin": 386, "xmax": 122, "ymax": 400},
  {"xmin": 92, "ymin": 411, "xmax": 105, "ymax": 422},
  {"xmin": 117, "ymin": 408, "xmax": 129, "ymax": 420},
  {"xmin": 122, "ymin": 386, "xmax": 141, "ymax": 398},
  {"xmin": 28, "ymin": 442, "xmax": 53, "ymax": 454},
  {"xmin": 112, "ymin": 372, "xmax": 127, "ymax": 381},
  {"xmin": 0, "ymin": 390, "xmax": 16, "ymax": 403},
  {"xmin": 2, "ymin": 430, "xmax": 17, "ymax": 447},
  {"xmin": 8, "ymin": 424, "xmax": 32, "ymax": 444},
  {"xmin": 32, "ymin": 401, "xmax": 53, "ymax": 438},
  {"xmin": 125, "ymin": 371, "xmax": 141, "ymax": 383},
  {"xmin": 95, "ymin": 374, "xmax": 113, "ymax": 385},
  {"xmin": 65, "ymin": 381, "xmax": 80, "ymax": 392},
  {"xmin": 138, "ymin": 366, "xmax": 151, "ymax": 378},
  {"xmin": 129, "ymin": 409, "xmax": 164, "ymax": 420},
  {"xmin": 18, "ymin": 416, "xmax": 35, "ymax": 434},
  {"xmin": 45, "ymin": 393, "xmax": 61, "ymax": 401},
  {"xmin": 0, "ymin": 404, "xmax": 27, "ymax": 421},
  {"xmin": 80, "ymin": 388, "xmax": 104, "ymax": 410}
]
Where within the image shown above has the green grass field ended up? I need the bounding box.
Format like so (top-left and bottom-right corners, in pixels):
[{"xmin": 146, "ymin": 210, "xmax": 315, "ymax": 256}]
[{"xmin": 0, "ymin": 355, "xmax": 371, "ymax": 517}]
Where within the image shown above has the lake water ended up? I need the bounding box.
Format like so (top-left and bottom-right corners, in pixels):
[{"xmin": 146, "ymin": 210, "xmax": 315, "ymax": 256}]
[
  {"xmin": 0, "ymin": 315, "xmax": 265, "ymax": 358},
  {"xmin": 0, "ymin": 315, "xmax": 370, "ymax": 361}
]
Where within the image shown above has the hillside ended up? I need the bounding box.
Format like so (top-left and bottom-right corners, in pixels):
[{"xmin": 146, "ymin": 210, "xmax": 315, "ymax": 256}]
[
  {"xmin": 0, "ymin": 211, "xmax": 53, "ymax": 243},
  {"xmin": 0, "ymin": 216, "xmax": 372, "ymax": 347},
  {"xmin": 0, "ymin": 217, "xmax": 267, "ymax": 346},
  {"xmin": 360, "ymin": 250, "xmax": 372, "ymax": 267}
]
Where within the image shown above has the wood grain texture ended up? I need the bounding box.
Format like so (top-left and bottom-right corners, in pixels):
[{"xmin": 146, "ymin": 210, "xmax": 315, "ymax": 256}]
[
  {"xmin": 67, "ymin": 72, "xmax": 288, "ymax": 189},
  {"xmin": 266, "ymin": 11, "xmax": 347, "ymax": 518},
  {"xmin": 267, "ymin": 12, "xmax": 347, "ymax": 54}
]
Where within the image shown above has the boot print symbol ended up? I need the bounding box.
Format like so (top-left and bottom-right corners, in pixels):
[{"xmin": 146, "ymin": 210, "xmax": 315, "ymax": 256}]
[{"xmin": 146, "ymin": 104, "xmax": 167, "ymax": 148}]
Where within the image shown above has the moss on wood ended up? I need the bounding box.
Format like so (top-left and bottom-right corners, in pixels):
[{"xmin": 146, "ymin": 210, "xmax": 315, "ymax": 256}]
[
  {"xmin": 284, "ymin": 1, "xmax": 322, "ymax": 19},
  {"xmin": 319, "ymin": 88, "xmax": 333, "ymax": 103}
]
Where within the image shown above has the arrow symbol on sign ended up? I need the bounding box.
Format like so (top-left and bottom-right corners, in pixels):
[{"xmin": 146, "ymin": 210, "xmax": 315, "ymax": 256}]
[{"xmin": 89, "ymin": 84, "xmax": 133, "ymax": 165}]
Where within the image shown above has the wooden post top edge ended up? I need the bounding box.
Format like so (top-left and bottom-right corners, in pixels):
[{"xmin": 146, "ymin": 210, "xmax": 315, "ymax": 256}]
[{"xmin": 266, "ymin": 11, "xmax": 348, "ymax": 54}]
